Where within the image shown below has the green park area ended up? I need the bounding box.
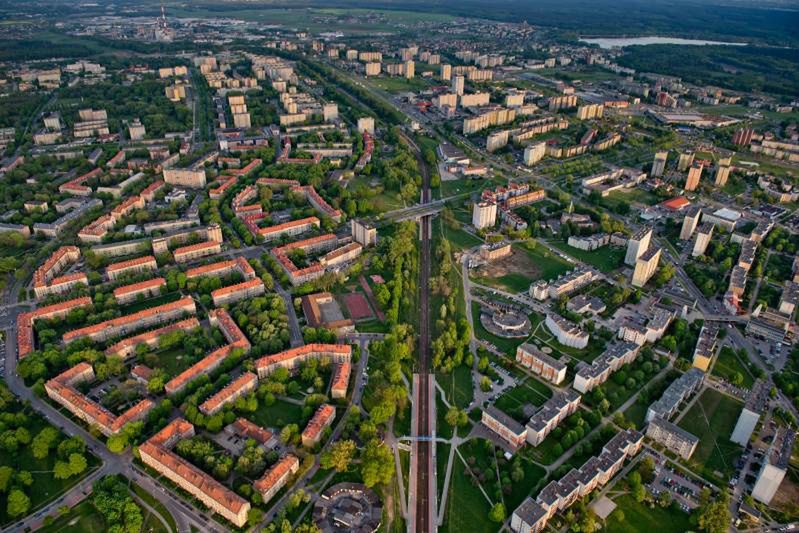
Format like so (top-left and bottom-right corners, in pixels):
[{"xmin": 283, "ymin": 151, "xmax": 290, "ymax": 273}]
[
  {"xmin": 606, "ymin": 494, "xmax": 693, "ymax": 533},
  {"xmin": 493, "ymin": 378, "xmax": 553, "ymax": 423},
  {"xmin": 548, "ymin": 240, "xmax": 626, "ymax": 272},
  {"xmin": 711, "ymin": 346, "xmax": 756, "ymax": 389},
  {"xmin": 677, "ymin": 388, "xmax": 744, "ymax": 484}
]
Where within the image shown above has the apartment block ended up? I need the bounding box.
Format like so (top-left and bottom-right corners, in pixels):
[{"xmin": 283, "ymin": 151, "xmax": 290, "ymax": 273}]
[
  {"xmin": 351, "ymin": 219, "xmax": 377, "ymax": 247},
  {"xmin": 685, "ymin": 163, "xmax": 703, "ymax": 192},
  {"xmin": 113, "ymin": 277, "xmax": 166, "ymax": 305},
  {"xmin": 45, "ymin": 362, "xmax": 154, "ymax": 436},
  {"xmin": 255, "ymin": 344, "xmax": 351, "ymax": 379},
  {"xmin": 331, "ymin": 363, "xmax": 351, "ymax": 399},
  {"xmin": 254, "ymin": 454, "xmax": 300, "ymax": 504},
  {"xmin": 680, "ymin": 206, "xmax": 701, "ymax": 240},
  {"xmin": 526, "ymin": 390, "xmax": 581, "ymax": 446},
  {"xmin": 715, "ymin": 158, "xmax": 732, "ymax": 186},
  {"xmin": 105, "ymin": 317, "xmax": 200, "ymax": 359},
  {"xmin": 692, "ymin": 223, "xmax": 714, "ymax": 257},
  {"xmin": 106, "ymin": 255, "xmax": 157, "ymax": 281},
  {"xmin": 730, "ymin": 380, "xmax": 768, "ymax": 446},
  {"xmin": 632, "ymin": 246, "xmax": 661, "ymax": 287},
  {"xmin": 545, "ymin": 314, "xmax": 589, "ymax": 349},
  {"xmin": 512, "ymin": 430, "xmax": 643, "ymax": 533},
  {"xmin": 524, "ymin": 142, "xmax": 546, "ymax": 166},
  {"xmin": 691, "ymin": 323, "xmax": 719, "ymax": 371},
  {"xmin": 625, "ymin": 226, "xmax": 652, "ymax": 266},
  {"xmin": 163, "ymin": 168, "xmax": 207, "ymax": 188},
  {"xmin": 482, "ymin": 406, "xmax": 527, "ymax": 449},
  {"xmin": 199, "ymin": 372, "xmax": 258, "ymax": 416},
  {"xmin": 516, "ymin": 343, "xmax": 567, "ymax": 385},
  {"xmin": 33, "ymin": 246, "xmax": 85, "ymax": 298},
  {"xmin": 16, "ymin": 297, "xmax": 93, "ymax": 358},
  {"xmin": 302, "ymin": 404, "xmax": 336, "ymax": 447},
  {"xmin": 211, "ymin": 278, "xmax": 265, "ymax": 306},
  {"xmin": 677, "ymin": 151, "xmax": 695, "ymax": 172},
  {"xmin": 651, "ymin": 151, "xmax": 668, "ymax": 177},
  {"xmin": 646, "ymin": 416, "xmax": 699, "ymax": 460},
  {"xmin": 576, "ymin": 104, "xmax": 604, "ymax": 120},
  {"xmin": 63, "ymin": 296, "xmax": 196, "ymax": 344},
  {"xmin": 472, "ymin": 201, "xmax": 497, "ymax": 230},
  {"xmin": 139, "ymin": 419, "xmax": 250, "ymax": 527},
  {"xmin": 186, "ymin": 256, "xmax": 255, "ymax": 281},
  {"xmin": 646, "ymin": 368, "xmax": 704, "ymax": 422},
  {"xmin": 173, "ymin": 240, "xmax": 221, "ymax": 263},
  {"xmin": 573, "ymin": 342, "xmax": 640, "ymax": 394}
]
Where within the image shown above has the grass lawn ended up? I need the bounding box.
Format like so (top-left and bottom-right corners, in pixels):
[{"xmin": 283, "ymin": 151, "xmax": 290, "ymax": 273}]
[
  {"xmin": 436, "ymin": 364, "xmax": 474, "ymax": 410},
  {"xmin": 711, "ymin": 347, "xmax": 755, "ymax": 389},
  {"xmin": 765, "ymin": 252, "xmax": 795, "ymax": 282},
  {"xmin": 119, "ymin": 291, "xmax": 183, "ymax": 314},
  {"xmin": 520, "ymin": 242, "xmax": 572, "ymax": 281},
  {"xmin": 366, "ymin": 76, "xmax": 431, "ymax": 93},
  {"xmin": 153, "ymin": 347, "xmax": 196, "ymax": 378},
  {"xmin": 443, "ymin": 224, "xmax": 482, "ymax": 252},
  {"xmin": 132, "ymin": 483, "xmax": 177, "ymax": 533},
  {"xmin": 440, "ymin": 452, "xmax": 496, "ymax": 533},
  {"xmin": 0, "ymin": 416, "xmax": 100, "ymax": 526},
  {"xmin": 678, "ymin": 388, "xmax": 744, "ymax": 484},
  {"xmin": 548, "ymin": 240, "xmax": 626, "ymax": 273},
  {"xmin": 245, "ymin": 398, "xmax": 306, "ymax": 429},
  {"xmin": 38, "ymin": 501, "xmax": 106, "ymax": 533},
  {"xmin": 605, "ymin": 494, "xmax": 693, "ymax": 533},
  {"xmin": 493, "ymin": 379, "xmax": 553, "ymax": 423}
]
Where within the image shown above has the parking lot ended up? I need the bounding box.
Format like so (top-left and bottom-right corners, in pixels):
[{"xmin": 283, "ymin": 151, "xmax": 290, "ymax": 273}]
[{"xmin": 646, "ymin": 452, "xmax": 715, "ymax": 511}]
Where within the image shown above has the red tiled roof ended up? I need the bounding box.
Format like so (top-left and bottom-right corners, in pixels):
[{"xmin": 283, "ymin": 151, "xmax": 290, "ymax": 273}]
[
  {"xmin": 106, "ymin": 255, "xmax": 157, "ymax": 273},
  {"xmin": 63, "ymin": 296, "xmax": 195, "ymax": 342},
  {"xmin": 253, "ymin": 454, "xmax": 299, "ymax": 494},
  {"xmin": 17, "ymin": 297, "xmax": 93, "ymax": 357},
  {"xmin": 173, "ymin": 240, "xmax": 220, "ymax": 257},
  {"xmin": 199, "ymin": 372, "xmax": 257, "ymax": 414},
  {"xmin": 113, "ymin": 277, "xmax": 166, "ymax": 299},
  {"xmin": 257, "ymin": 216, "xmax": 319, "ymax": 237},
  {"xmin": 210, "ymin": 278, "xmax": 263, "ymax": 299},
  {"xmin": 230, "ymin": 418, "xmax": 273, "ymax": 445},
  {"xmin": 33, "ymin": 246, "xmax": 80, "ymax": 288},
  {"xmin": 164, "ymin": 345, "xmax": 232, "ymax": 395},
  {"xmin": 139, "ymin": 418, "xmax": 249, "ymax": 516},
  {"xmin": 301, "ymin": 404, "xmax": 335, "ymax": 442},
  {"xmin": 255, "ymin": 344, "xmax": 351, "ymax": 373},
  {"xmin": 105, "ymin": 317, "xmax": 200, "ymax": 358},
  {"xmin": 331, "ymin": 362, "xmax": 351, "ymax": 394}
]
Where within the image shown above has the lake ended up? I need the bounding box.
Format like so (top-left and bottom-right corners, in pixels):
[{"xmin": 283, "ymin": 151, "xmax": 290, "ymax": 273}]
[{"xmin": 579, "ymin": 36, "xmax": 746, "ymax": 49}]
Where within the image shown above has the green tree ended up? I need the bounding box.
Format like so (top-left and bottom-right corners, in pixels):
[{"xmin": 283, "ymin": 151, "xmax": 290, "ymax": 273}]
[
  {"xmin": 320, "ymin": 439, "xmax": 356, "ymax": 472},
  {"xmin": 360, "ymin": 439, "xmax": 394, "ymax": 487},
  {"xmin": 489, "ymin": 502, "xmax": 506, "ymax": 523},
  {"xmin": 6, "ymin": 489, "xmax": 30, "ymax": 518}
]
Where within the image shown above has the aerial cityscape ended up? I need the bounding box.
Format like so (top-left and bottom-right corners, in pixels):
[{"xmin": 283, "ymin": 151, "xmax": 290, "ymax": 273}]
[{"xmin": 0, "ymin": 0, "xmax": 798, "ymax": 532}]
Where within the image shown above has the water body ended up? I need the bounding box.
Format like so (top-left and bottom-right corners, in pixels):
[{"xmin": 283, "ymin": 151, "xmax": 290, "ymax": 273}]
[{"xmin": 580, "ymin": 36, "xmax": 746, "ymax": 49}]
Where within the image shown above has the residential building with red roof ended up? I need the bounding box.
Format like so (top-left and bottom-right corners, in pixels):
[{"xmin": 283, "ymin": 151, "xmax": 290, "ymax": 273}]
[
  {"xmin": 320, "ymin": 242, "xmax": 362, "ymax": 267},
  {"xmin": 17, "ymin": 297, "xmax": 93, "ymax": 358},
  {"xmin": 105, "ymin": 317, "xmax": 200, "ymax": 359},
  {"xmin": 301, "ymin": 404, "xmax": 336, "ymax": 447},
  {"xmin": 255, "ymin": 344, "xmax": 351, "ymax": 379},
  {"xmin": 164, "ymin": 345, "xmax": 232, "ymax": 396},
  {"xmin": 271, "ymin": 233, "xmax": 338, "ymax": 286},
  {"xmin": 139, "ymin": 418, "xmax": 250, "ymax": 527},
  {"xmin": 199, "ymin": 372, "xmax": 258, "ymax": 416},
  {"xmin": 291, "ymin": 185, "xmax": 342, "ymax": 222},
  {"xmin": 185, "ymin": 256, "xmax": 255, "ymax": 280},
  {"xmin": 227, "ymin": 418, "xmax": 275, "ymax": 448},
  {"xmin": 211, "ymin": 278, "xmax": 265, "ymax": 306},
  {"xmin": 63, "ymin": 296, "xmax": 196, "ymax": 344},
  {"xmin": 253, "ymin": 454, "xmax": 299, "ymax": 504},
  {"xmin": 208, "ymin": 308, "xmax": 250, "ymax": 349},
  {"xmin": 45, "ymin": 362, "xmax": 154, "ymax": 436},
  {"xmin": 331, "ymin": 362, "xmax": 351, "ymax": 399},
  {"xmin": 173, "ymin": 240, "xmax": 221, "ymax": 264},
  {"xmin": 209, "ymin": 176, "xmax": 237, "ymax": 200},
  {"xmin": 113, "ymin": 277, "xmax": 166, "ymax": 304},
  {"xmin": 255, "ymin": 216, "xmax": 319, "ymax": 241},
  {"xmin": 106, "ymin": 255, "xmax": 157, "ymax": 281},
  {"xmin": 33, "ymin": 246, "xmax": 82, "ymax": 299}
]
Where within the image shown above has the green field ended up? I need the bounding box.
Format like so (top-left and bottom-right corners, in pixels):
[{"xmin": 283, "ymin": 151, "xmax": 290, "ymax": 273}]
[
  {"xmin": 38, "ymin": 501, "xmax": 106, "ymax": 533},
  {"xmin": 440, "ymin": 451, "xmax": 496, "ymax": 533},
  {"xmin": 548, "ymin": 240, "xmax": 626, "ymax": 272},
  {"xmin": 437, "ymin": 364, "xmax": 474, "ymax": 410},
  {"xmin": 677, "ymin": 388, "xmax": 744, "ymax": 483},
  {"xmin": 245, "ymin": 398, "xmax": 306, "ymax": 429},
  {"xmin": 366, "ymin": 76, "xmax": 431, "ymax": 93},
  {"xmin": 493, "ymin": 378, "xmax": 553, "ymax": 423},
  {"xmin": 473, "ymin": 242, "xmax": 571, "ymax": 293},
  {"xmin": 711, "ymin": 347, "xmax": 755, "ymax": 389},
  {"xmin": 521, "ymin": 242, "xmax": 573, "ymax": 282},
  {"xmin": 605, "ymin": 494, "xmax": 693, "ymax": 533},
  {"xmin": 443, "ymin": 224, "xmax": 482, "ymax": 252}
]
